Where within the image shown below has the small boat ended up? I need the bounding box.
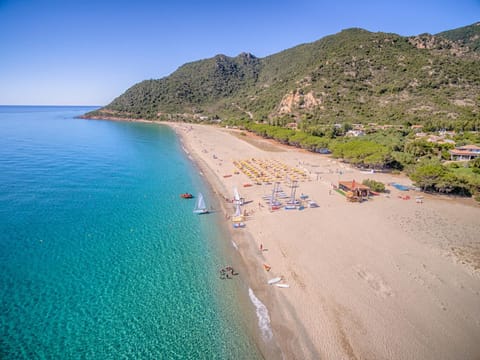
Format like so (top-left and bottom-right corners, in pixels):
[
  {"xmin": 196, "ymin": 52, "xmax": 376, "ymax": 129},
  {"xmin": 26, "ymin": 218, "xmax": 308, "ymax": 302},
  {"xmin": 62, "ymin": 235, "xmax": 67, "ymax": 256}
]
[
  {"xmin": 233, "ymin": 222, "xmax": 245, "ymax": 228},
  {"xmin": 276, "ymin": 284, "xmax": 290, "ymax": 288},
  {"xmin": 180, "ymin": 193, "xmax": 194, "ymax": 199},
  {"xmin": 193, "ymin": 193, "xmax": 209, "ymax": 214},
  {"xmin": 243, "ymin": 183, "xmax": 253, "ymax": 187},
  {"xmin": 223, "ymin": 174, "xmax": 232, "ymax": 178},
  {"xmin": 267, "ymin": 277, "xmax": 282, "ymax": 285}
]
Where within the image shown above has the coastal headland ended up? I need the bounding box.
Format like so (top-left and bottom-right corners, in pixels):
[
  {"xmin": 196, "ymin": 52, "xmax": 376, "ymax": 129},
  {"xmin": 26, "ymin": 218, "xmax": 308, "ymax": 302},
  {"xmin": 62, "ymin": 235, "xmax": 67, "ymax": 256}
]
[{"xmin": 86, "ymin": 117, "xmax": 480, "ymax": 359}]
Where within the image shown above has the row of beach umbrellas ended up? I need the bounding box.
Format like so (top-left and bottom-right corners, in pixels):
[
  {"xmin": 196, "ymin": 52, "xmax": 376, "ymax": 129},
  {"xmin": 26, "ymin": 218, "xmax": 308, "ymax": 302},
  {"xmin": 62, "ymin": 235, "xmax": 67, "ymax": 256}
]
[{"xmin": 233, "ymin": 158, "xmax": 308, "ymax": 184}]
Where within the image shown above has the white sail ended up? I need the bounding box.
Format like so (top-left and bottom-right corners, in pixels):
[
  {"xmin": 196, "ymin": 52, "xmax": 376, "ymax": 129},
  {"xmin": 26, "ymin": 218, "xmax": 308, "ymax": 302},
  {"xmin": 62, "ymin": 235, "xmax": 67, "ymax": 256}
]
[
  {"xmin": 232, "ymin": 187, "xmax": 243, "ymax": 219},
  {"xmin": 193, "ymin": 193, "xmax": 208, "ymax": 214},
  {"xmin": 233, "ymin": 187, "xmax": 240, "ymax": 202}
]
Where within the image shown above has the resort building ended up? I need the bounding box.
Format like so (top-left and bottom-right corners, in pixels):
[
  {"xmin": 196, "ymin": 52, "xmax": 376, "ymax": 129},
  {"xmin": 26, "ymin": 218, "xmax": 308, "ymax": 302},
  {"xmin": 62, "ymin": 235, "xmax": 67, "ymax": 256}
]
[{"xmin": 449, "ymin": 145, "xmax": 480, "ymax": 161}]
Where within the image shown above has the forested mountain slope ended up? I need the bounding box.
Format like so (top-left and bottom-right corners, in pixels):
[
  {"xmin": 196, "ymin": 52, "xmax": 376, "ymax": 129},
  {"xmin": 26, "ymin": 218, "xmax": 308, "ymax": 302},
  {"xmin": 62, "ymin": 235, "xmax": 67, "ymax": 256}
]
[{"xmin": 85, "ymin": 23, "xmax": 479, "ymax": 129}]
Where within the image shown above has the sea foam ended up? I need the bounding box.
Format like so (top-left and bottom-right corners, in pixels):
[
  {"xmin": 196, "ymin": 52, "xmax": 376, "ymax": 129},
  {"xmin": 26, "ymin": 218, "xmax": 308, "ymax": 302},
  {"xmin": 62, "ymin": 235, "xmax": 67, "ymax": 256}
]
[{"xmin": 248, "ymin": 288, "xmax": 273, "ymax": 341}]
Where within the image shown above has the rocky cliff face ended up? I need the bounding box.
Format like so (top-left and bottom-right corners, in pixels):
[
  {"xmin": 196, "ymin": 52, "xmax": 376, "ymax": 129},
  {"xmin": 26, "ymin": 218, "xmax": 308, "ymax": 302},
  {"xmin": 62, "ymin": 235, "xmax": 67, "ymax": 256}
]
[
  {"xmin": 408, "ymin": 34, "xmax": 472, "ymax": 57},
  {"xmin": 277, "ymin": 90, "xmax": 320, "ymax": 115}
]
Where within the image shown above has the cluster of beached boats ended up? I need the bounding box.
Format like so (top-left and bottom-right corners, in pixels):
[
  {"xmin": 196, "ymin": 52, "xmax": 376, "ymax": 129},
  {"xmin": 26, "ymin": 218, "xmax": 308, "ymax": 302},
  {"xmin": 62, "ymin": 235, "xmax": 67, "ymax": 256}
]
[{"xmin": 262, "ymin": 183, "xmax": 319, "ymax": 211}]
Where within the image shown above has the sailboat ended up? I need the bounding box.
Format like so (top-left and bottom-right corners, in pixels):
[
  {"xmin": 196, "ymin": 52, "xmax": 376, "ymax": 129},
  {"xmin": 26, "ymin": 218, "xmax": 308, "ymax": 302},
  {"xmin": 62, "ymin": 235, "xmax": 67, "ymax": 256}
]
[
  {"xmin": 231, "ymin": 187, "xmax": 244, "ymax": 224},
  {"xmin": 193, "ymin": 193, "xmax": 209, "ymax": 214}
]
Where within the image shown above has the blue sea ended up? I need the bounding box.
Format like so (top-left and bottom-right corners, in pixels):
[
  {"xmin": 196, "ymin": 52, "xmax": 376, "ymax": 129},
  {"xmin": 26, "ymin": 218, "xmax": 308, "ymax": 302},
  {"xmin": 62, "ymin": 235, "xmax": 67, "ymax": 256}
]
[{"xmin": 0, "ymin": 106, "xmax": 262, "ymax": 359}]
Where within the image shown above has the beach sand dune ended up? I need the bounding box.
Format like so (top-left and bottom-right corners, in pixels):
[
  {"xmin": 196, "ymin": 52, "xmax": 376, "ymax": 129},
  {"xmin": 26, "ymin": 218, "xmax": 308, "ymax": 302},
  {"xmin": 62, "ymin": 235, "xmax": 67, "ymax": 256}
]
[{"xmin": 171, "ymin": 123, "xmax": 480, "ymax": 360}]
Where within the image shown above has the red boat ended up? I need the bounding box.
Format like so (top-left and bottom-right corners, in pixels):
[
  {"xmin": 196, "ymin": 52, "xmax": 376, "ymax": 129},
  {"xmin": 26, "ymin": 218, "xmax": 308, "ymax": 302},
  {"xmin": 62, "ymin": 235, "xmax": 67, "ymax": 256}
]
[{"xmin": 180, "ymin": 193, "xmax": 194, "ymax": 199}]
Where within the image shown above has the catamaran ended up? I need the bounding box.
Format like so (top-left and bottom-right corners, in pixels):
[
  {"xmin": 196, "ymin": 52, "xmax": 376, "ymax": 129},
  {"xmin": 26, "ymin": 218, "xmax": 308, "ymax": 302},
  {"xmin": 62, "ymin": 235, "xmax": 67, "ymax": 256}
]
[{"xmin": 193, "ymin": 193, "xmax": 208, "ymax": 214}]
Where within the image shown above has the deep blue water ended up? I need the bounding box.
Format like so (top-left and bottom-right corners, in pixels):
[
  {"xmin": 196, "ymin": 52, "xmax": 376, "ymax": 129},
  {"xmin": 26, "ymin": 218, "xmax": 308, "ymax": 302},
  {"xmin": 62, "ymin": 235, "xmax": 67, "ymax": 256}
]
[{"xmin": 0, "ymin": 106, "xmax": 261, "ymax": 359}]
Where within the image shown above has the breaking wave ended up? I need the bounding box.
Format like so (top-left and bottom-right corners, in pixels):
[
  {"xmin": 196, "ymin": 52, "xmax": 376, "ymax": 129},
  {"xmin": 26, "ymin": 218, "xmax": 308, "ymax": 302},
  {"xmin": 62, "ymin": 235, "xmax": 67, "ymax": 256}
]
[{"xmin": 248, "ymin": 288, "xmax": 273, "ymax": 341}]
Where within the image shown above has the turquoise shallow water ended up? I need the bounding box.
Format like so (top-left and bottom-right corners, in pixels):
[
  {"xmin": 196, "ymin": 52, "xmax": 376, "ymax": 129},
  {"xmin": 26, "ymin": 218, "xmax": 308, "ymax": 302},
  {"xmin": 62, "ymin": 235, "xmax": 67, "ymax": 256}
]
[{"xmin": 0, "ymin": 106, "xmax": 261, "ymax": 359}]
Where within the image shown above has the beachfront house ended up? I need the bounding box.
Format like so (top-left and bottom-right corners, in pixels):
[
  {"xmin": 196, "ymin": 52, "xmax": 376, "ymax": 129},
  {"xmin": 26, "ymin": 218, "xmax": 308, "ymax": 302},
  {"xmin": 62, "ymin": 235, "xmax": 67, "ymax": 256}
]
[{"xmin": 449, "ymin": 145, "xmax": 480, "ymax": 161}]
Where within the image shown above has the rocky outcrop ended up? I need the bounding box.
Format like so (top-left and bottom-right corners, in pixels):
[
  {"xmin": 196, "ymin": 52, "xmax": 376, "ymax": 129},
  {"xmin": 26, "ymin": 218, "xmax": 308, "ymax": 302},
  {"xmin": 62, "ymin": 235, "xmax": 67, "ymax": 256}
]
[{"xmin": 277, "ymin": 90, "xmax": 320, "ymax": 115}]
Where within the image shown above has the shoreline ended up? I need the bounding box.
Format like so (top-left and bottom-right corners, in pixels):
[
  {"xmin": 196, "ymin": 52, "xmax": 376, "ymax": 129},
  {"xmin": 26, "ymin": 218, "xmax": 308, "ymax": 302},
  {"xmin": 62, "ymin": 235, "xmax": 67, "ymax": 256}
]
[
  {"xmin": 84, "ymin": 116, "xmax": 480, "ymax": 359},
  {"xmin": 167, "ymin": 122, "xmax": 480, "ymax": 359},
  {"xmin": 173, "ymin": 123, "xmax": 285, "ymax": 358}
]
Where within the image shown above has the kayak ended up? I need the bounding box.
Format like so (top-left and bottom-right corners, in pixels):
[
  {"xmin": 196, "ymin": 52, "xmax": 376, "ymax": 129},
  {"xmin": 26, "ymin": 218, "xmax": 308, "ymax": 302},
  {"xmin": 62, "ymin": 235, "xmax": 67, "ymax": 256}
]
[{"xmin": 267, "ymin": 277, "xmax": 282, "ymax": 285}]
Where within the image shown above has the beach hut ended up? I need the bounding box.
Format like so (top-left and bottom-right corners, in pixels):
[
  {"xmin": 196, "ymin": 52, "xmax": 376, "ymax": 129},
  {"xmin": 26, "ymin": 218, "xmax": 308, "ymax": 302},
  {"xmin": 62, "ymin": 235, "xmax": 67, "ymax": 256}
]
[{"xmin": 338, "ymin": 180, "xmax": 370, "ymax": 201}]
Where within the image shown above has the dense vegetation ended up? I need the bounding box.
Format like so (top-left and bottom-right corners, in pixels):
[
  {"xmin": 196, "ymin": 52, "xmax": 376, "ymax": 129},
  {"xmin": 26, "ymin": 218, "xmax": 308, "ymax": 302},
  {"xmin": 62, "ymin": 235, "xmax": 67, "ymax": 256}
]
[
  {"xmin": 362, "ymin": 179, "xmax": 386, "ymax": 193},
  {"xmin": 408, "ymin": 159, "xmax": 480, "ymax": 198},
  {"xmin": 86, "ymin": 23, "xmax": 480, "ymax": 128},
  {"xmin": 236, "ymin": 121, "xmax": 480, "ymax": 200},
  {"xmin": 437, "ymin": 22, "xmax": 480, "ymax": 52},
  {"xmin": 84, "ymin": 23, "xmax": 480, "ymax": 200}
]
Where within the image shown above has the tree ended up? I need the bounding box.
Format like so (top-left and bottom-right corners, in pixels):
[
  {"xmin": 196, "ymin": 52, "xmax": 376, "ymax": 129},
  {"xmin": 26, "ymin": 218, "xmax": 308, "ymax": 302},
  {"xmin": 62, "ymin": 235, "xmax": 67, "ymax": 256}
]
[
  {"xmin": 362, "ymin": 179, "xmax": 386, "ymax": 192},
  {"xmin": 409, "ymin": 161, "xmax": 447, "ymax": 191},
  {"xmin": 343, "ymin": 122, "xmax": 353, "ymax": 133},
  {"xmin": 325, "ymin": 125, "xmax": 342, "ymax": 139},
  {"xmin": 391, "ymin": 151, "xmax": 415, "ymax": 169},
  {"xmin": 434, "ymin": 172, "xmax": 459, "ymax": 193},
  {"xmin": 332, "ymin": 140, "xmax": 390, "ymax": 168},
  {"xmin": 300, "ymin": 136, "xmax": 330, "ymax": 152},
  {"xmin": 404, "ymin": 139, "xmax": 434, "ymax": 158},
  {"xmin": 288, "ymin": 132, "xmax": 309, "ymax": 147}
]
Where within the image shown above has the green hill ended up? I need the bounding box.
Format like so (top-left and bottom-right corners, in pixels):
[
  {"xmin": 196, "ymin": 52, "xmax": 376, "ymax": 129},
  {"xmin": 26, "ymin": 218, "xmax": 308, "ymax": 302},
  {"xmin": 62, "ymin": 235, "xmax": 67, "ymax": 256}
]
[
  {"xmin": 85, "ymin": 25, "xmax": 480, "ymax": 128},
  {"xmin": 436, "ymin": 22, "xmax": 480, "ymax": 52}
]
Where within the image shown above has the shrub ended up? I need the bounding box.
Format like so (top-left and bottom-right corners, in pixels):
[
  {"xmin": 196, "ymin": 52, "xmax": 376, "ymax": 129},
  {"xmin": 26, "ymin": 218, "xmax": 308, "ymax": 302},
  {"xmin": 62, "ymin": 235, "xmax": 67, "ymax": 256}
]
[
  {"xmin": 362, "ymin": 179, "xmax": 386, "ymax": 192},
  {"xmin": 474, "ymin": 192, "xmax": 480, "ymax": 203}
]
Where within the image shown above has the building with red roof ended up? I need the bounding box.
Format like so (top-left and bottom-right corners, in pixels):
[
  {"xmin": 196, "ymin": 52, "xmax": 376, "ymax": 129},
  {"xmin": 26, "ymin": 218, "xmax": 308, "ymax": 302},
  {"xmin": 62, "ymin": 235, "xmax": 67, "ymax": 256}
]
[{"xmin": 449, "ymin": 145, "xmax": 480, "ymax": 161}]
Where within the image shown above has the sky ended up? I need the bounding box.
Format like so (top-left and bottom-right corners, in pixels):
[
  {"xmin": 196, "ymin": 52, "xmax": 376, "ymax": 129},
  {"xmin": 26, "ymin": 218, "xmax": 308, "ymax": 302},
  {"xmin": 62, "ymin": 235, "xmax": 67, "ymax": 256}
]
[{"xmin": 0, "ymin": 0, "xmax": 478, "ymax": 106}]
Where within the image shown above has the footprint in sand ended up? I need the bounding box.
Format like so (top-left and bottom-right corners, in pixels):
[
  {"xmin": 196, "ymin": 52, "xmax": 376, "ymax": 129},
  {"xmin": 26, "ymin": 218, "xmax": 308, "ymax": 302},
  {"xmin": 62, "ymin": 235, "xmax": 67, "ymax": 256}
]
[{"xmin": 356, "ymin": 267, "xmax": 394, "ymax": 298}]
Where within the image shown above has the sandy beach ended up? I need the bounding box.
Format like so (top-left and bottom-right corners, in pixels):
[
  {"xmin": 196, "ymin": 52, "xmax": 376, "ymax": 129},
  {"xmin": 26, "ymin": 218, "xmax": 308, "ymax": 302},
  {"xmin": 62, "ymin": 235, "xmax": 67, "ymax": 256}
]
[{"xmin": 169, "ymin": 122, "xmax": 480, "ymax": 360}]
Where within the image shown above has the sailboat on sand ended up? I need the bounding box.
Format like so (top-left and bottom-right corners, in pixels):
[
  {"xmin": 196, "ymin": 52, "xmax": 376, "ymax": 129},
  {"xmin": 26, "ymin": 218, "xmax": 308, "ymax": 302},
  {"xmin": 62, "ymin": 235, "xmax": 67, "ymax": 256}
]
[
  {"xmin": 193, "ymin": 193, "xmax": 209, "ymax": 214},
  {"xmin": 232, "ymin": 187, "xmax": 245, "ymax": 227}
]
